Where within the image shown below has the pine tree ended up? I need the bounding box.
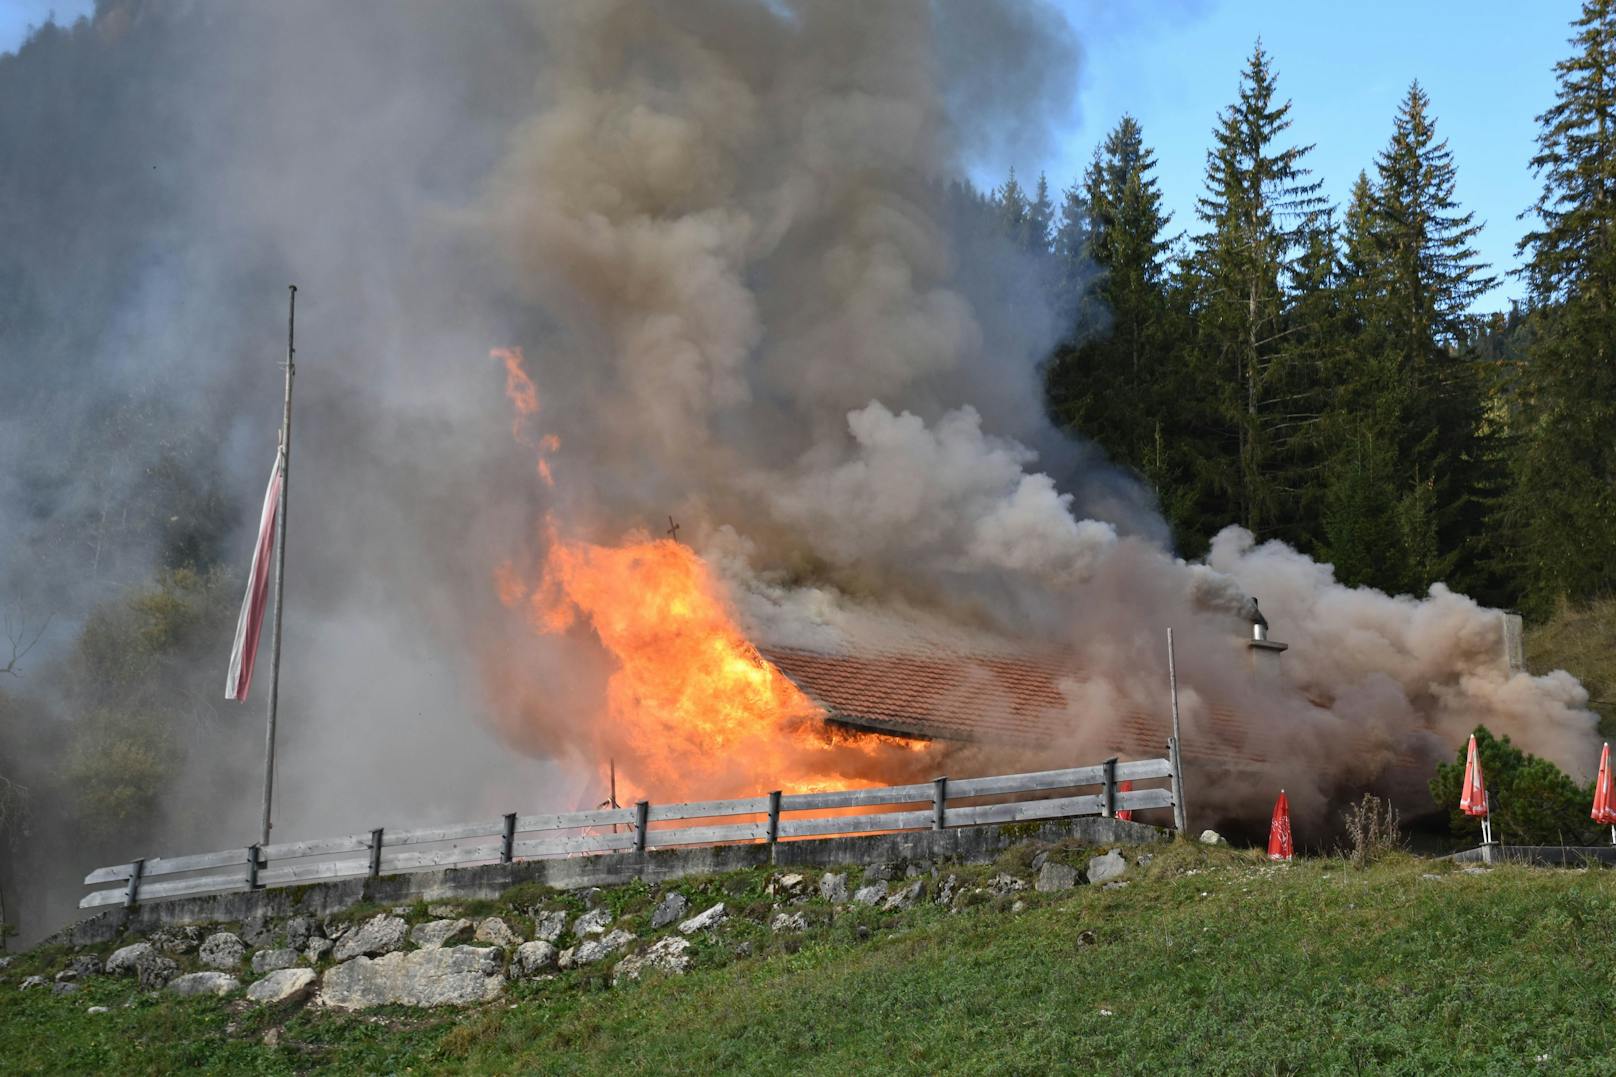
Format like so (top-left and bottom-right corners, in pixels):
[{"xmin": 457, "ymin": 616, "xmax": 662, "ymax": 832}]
[
  {"xmin": 997, "ymin": 168, "xmax": 1031, "ymax": 248},
  {"xmin": 1027, "ymin": 172, "xmax": 1055, "ymax": 256},
  {"xmin": 1050, "ymin": 181, "xmax": 1100, "ymax": 330},
  {"xmin": 1375, "ymin": 83, "xmax": 1496, "ymax": 343},
  {"xmin": 1084, "ymin": 116, "xmax": 1173, "ymax": 387},
  {"xmin": 1046, "ymin": 117, "xmax": 1177, "ymax": 487},
  {"xmin": 1510, "ymin": 0, "xmax": 1616, "ymax": 612},
  {"xmin": 1188, "ymin": 41, "xmax": 1329, "ymax": 541},
  {"xmin": 1370, "ymin": 81, "xmax": 1497, "ymax": 593}
]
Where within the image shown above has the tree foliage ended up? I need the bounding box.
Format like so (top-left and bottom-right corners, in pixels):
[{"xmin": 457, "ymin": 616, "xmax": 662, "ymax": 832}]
[
  {"xmin": 1507, "ymin": 0, "xmax": 1616, "ymax": 614},
  {"xmin": 1429, "ymin": 726, "xmax": 1602, "ymax": 846}
]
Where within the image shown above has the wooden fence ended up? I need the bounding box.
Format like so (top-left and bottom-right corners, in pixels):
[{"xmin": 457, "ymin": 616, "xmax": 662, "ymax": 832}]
[{"xmin": 80, "ymin": 752, "xmax": 1183, "ymax": 910}]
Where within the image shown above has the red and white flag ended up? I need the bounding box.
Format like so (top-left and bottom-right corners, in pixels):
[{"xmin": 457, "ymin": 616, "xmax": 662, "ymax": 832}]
[
  {"xmin": 1267, "ymin": 789, "xmax": 1293, "ymax": 861},
  {"xmin": 1459, "ymin": 734, "xmax": 1487, "ymax": 817},
  {"xmin": 1591, "ymin": 742, "xmax": 1616, "ymax": 826},
  {"xmin": 1116, "ymin": 779, "xmax": 1135, "ymax": 822},
  {"xmin": 225, "ymin": 453, "xmax": 283, "ymax": 701}
]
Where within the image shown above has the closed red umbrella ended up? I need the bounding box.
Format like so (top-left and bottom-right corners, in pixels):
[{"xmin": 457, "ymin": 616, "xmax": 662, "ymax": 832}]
[
  {"xmin": 1459, "ymin": 733, "xmax": 1493, "ymax": 844},
  {"xmin": 1116, "ymin": 780, "xmax": 1134, "ymax": 822},
  {"xmin": 1592, "ymin": 742, "xmax": 1616, "ymax": 844},
  {"xmin": 1267, "ymin": 789, "xmax": 1293, "ymax": 861}
]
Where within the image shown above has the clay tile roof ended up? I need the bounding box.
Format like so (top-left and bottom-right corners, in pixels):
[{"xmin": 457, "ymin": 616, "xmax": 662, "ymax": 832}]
[{"xmin": 760, "ymin": 645, "xmax": 1269, "ymax": 766}]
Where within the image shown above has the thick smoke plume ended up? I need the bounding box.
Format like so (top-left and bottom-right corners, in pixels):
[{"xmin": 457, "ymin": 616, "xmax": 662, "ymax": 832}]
[
  {"xmin": 0, "ymin": 1, "xmax": 1597, "ymax": 938},
  {"xmin": 477, "ymin": 0, "xmax": 1598, "ymax": 831}
]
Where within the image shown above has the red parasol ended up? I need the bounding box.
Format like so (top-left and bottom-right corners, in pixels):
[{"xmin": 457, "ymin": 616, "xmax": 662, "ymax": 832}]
[
  {"xmin": 1592, "ymin": 742, "xmax": 1616, "ymax": 843},
  {"xmin": 1267, "ymin": 789, "xmax": 1293, "ymax": 861},
  {"xmin": 1459, "ymin": 734, "xmax": 1493, "ymax": 843}
]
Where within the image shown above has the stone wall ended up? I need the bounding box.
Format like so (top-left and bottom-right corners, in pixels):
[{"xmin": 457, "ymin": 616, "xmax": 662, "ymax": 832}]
[{"xmin": 54, "ymin": 817, "xmax": 1163, "ymax": 947}]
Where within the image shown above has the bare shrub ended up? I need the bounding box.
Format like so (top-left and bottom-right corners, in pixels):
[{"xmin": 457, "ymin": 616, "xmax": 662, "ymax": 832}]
[{"xmin": 1342, "ymin": 794, "xmax": 1402, "ymax": 869}]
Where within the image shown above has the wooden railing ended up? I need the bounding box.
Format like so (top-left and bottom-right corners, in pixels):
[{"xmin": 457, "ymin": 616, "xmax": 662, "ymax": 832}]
[{"xmin": 80, "ymin": 754, "xmax": 1180, "ymax": 910}]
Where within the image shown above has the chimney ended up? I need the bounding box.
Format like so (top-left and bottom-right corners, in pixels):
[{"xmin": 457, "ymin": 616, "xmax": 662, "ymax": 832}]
[
  {"xmin": 1500, "ymin": 611, "xmax": 1525, "ymax": 675},
  {"xmin": 1247, "ymin": 597, "xmax": 1288, "ymax": 660}
]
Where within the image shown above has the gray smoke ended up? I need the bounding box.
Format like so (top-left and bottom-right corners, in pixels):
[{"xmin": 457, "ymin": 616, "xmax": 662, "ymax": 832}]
[
  {"xmin": 477, "ymin": 0, "xmax": 1599, "ymax": 827},
  {"xmin": 0, "ymin": 1, "xmax": 1598, "ymax": 941}
]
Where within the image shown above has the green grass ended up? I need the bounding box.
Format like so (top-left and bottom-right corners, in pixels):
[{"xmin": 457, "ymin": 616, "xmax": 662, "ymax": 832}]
[
  {"xmin": 1526, "ymin": 596, "xmax": 1616, "ymax": 736},
  {"xmin": 3, "ymin": 844, "xmax": 1614, "ymax": 1074}
]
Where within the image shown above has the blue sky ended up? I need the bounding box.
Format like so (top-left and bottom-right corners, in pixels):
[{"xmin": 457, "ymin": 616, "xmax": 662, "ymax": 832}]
[
  {"xmin": 3, "ymin": 1, "xmax": 1581, "ymax": 311},
  {"xmin": 0, "ymin": 0, "xmax": 91, "ymax": 52},
  {"xmin": 1034, "ymin": 0, "xmax": 1582, "ymax": 312}
]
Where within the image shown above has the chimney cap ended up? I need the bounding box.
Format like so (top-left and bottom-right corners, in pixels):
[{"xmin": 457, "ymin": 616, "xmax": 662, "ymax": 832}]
[{"xmin": 1249, "ymin": 597, "xmax": 1269, "ymax": 629}]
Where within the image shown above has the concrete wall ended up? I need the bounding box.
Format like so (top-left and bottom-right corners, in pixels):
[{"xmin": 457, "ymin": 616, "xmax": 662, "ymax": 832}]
[{"xmin": 54, "ymin": 817, "xmax": 1165, "ymax": 947}]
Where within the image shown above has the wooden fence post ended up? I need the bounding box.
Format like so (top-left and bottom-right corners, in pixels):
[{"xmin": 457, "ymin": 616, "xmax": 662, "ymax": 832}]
[
  {"xmin": 124, "ymin": 858, "xmax": 145, "ymax": 909},
  {"xmin": 635, "ymin": 801, "xmax": 650, "ymax": 854},
  {"xmin": 368, "ymin": 828, "xmax": 384, "ymax": 880},
  {"xmin": 932, "ymin": 777, "xmax": 948, "ymax": 830},
  {"xmin": 766, "ymin": 791, "xmax": 781, "ymax": 863},
  {"xmin": 1167, "ymin": 738, "xmax": 1188, "ymax": 834},
  {"xmin": 246, "ymin": 844, "xmax": 262, "ymax": 890},
  {"xmin": 1167, "ymin": 628, "xmax": 1189, "ymax": 836},
  {"xmin": 1101, "ymin": 757, "xmax": 1117, "ymax": 819},
  {"xmin": 501, "ymin": 813, "xmax": 517, "ymax": 864}
]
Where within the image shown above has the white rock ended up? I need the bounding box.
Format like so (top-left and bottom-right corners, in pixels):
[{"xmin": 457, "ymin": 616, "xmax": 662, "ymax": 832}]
[
  {"xmin": 1087, "ymin": 850, "xmax": 1128, "ymax": 885},
  {"xmin": 87, "ymin": 1006, "xmax": 109, "ymax": 1014},
  {"xmin": 511, "ymin": 941, "xmax": 558, "ymax": 977},
  {"xmin": 251, "ymin": 948, "xmax": 299, "ymax": 974},
  {"xmin": 559, "ymin": 929, "xmax": 635, "ymax": 969},
  {"xmin": 106, "ymin": 942, "xmax": 154, "ymax": 976},
  {"xmin": 572, "ymin": 907, "xmax": 613, "ymax": 937},
  {"xmin": 770, "ymin": 912, "xmax": 808, "ymax": 933},
  {"xmin": 649, "ymin": 892, "xmax": 688, "ymax": 930},
  {"xmin": 1036, "ymin": 862, "xmax": 1079, "ymax": 892},
  {"xmin": 320, "ymin": 946, "xmax": 503, "ymax": 1009},
  {"xmin": 1198, "ymin": 829, "xmax": 1226, "ymax": 846},
  {"xmin": 769, "ymin": 873, "xmax": 807, "ymax": 897},
  {"xmin": 613, "ymin": 937, "xmax": 692, "ymax": 984},
  {"xmin": 168, "ymin": 972, "xmax": 239, "ymax": 998},
  {"xmin": 198, "ymin": 932, "xmax": 246, "ymax": 970},
  {"xmin": 533, "ymin": 910, "xmax": 568, "ymax": 942},
  {"xmin": 475, "ymin": 916, "xmax": 522, "ymax": 948},
  {"xmin": 677, "ymin": 903, "xmax": 727, "ymax": 934},
  {"xmin": 246, "ymin": 968, "xmax": 317, "ymax": 1005},
  {"xmin": 819, "ymin": 873, "xmax": 849, "ymax": 903},
  {"xmin": 411, "ymin": 919, "xmax": 473, "ymax": 950},
  {"xmin": 332, "ymin": 915, "xmax": 408, "ymax": 961},
  {"xmin": 987, "ymin": 873, "xmax": 1026, "ymax": 896},
  {"xmin": 304, "ymin": 937, "xmax": 334, "ymax": 964},
  {"xmin": 882, "ymin": 880, "xmax": 923, "ymax": 910},
  {"xmin": 852, "ymin": 882, "xmax": 888, "ymax": 906}
]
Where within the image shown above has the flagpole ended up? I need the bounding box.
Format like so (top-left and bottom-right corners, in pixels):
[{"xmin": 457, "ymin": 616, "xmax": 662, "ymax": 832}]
[{"xmin": 259, "ymin": 284, "xmax": 296, "ymax": 847}]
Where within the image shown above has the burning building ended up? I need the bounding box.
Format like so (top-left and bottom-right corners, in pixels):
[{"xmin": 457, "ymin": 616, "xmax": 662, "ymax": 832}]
[{"xmin": 469, "ymin": 1, "xmax": 1599, "ymax": 837}]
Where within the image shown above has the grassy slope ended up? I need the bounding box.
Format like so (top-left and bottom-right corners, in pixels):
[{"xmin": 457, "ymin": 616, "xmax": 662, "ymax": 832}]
[
  {"xmin": 1525, "ymin": 596, "xmax": 1616, "ymax": 736},
  {"xmin": 2, "ymin": 844, "xmax": 1615, "ymax": 1075}
]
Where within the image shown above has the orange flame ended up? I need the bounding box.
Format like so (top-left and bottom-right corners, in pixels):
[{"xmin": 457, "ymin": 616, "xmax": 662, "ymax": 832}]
[
  {"xmin": 492, "ymin": 347, "xmax": 926, "ymax": 801},
  {"xmin": 492, "ymin": 347, "xmax": 558, "ymax": 486}
]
